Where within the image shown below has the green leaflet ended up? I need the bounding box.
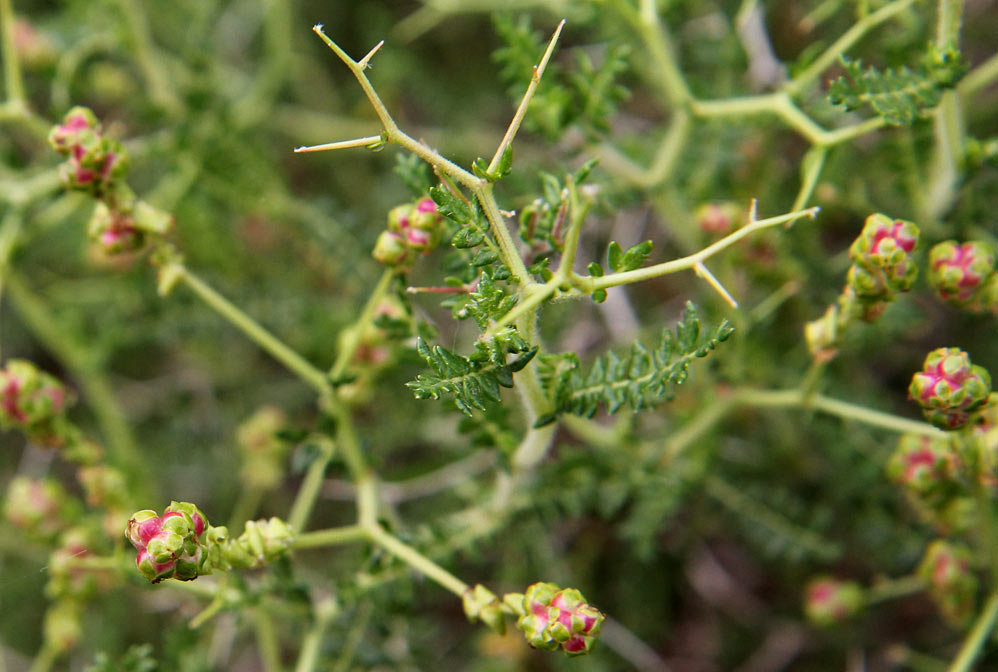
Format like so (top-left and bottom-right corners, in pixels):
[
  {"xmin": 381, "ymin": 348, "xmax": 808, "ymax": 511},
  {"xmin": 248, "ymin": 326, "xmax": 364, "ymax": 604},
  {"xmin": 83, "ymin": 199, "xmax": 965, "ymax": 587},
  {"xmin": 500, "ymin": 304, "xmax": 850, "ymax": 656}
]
[
  {"xmin": 534, "ymin": 302, "xmax": 733, "ymax": 426},
  {"xmin": 406, "ymin": 328, "xmax": 538, "ymax": 415},
  {"xmin": 827, "ymin": 44, "xmax": 968, "ymax": 126}
]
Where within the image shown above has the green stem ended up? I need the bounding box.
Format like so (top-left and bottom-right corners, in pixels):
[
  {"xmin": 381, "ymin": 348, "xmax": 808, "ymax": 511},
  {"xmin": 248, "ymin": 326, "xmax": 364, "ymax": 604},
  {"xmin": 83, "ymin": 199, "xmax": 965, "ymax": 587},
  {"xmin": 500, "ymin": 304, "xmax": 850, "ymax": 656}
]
[
  {"xmin": 946, "ymin": 591, "xmax": 998, "ymax": 672},
  {"xmin": 784, "ymin": 0, "xmax": 919, "ymax": 96},
  {"xmin": 959, "ymin": 52, "xmax": 998, "ymax": 97},
  {"xmin": 253, "ymin": 608, "xmax": 284, "ymax": 672},
  {"xmin": 865, "ymin": 574, "xmax": 925, "ymax": 604},
  {"xmin": 486, "ymin": 19, "xmax": 565, "ymax": 175},
  {"xmin": 114, "ymin": 0, "xmax": 180, "ymax": 114},
  {"xmin": 584, "ymin": 205, "xmax": 819, "ymax": 291},
  {"xmin": 294, "ymin": 597, "xmax": 338, "ymax": 672},
  {"xmin": 0, "ymin": 0, "xmax": 26, "ymax": 105},
  {"xmin": 27, "ymin": 643, "xmax": 58, "ymax": 672},
  {"xmin": 172, "ymin": 264, "xmax": 332, "ymax": 397},
  {"xmin": 792, "ymin": 146, "xmax": 828, "ymax": 212},
  {"xmin": 287, "ymin": 435, "xmax": 336, "ymax": 533},
  {"xmin": 292, "ymin": 524, "xmax": 367, "ymax": 550},
  {"xmin": 736, "ymin": 387, "xmax": 943, "ymax": 437},
  {"xmin": 365, "ymin": 525, "xmax": 469, "ymax": 597}
]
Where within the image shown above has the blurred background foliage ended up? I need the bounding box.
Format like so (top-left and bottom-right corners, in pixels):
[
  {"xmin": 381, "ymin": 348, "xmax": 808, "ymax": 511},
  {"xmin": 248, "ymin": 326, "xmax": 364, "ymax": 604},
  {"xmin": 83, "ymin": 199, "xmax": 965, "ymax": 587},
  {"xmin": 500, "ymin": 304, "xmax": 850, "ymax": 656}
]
[{"xmin": 2, "ymin": 0, "xmax": 998, "ymax": 670}]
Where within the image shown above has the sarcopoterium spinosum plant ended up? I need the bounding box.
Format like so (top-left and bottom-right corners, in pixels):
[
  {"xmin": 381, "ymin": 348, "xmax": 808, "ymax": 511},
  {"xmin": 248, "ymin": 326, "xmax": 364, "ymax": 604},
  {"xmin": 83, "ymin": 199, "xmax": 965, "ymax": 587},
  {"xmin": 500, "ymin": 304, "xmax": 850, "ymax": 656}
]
[{"xmin": 2, "ymin": 0, "xmax": 998, "ymax": 669}]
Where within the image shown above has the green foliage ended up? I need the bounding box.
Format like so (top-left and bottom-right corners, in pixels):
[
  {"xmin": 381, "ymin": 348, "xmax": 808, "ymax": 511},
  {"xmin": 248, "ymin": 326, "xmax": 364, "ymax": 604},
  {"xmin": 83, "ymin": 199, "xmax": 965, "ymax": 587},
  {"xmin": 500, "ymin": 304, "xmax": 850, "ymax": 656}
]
[
  {"xmin": 607, "ymin": 239, "xmax": 654, "ymax": 272},
  {"xmin": 492, "ymin": 14, "xmax": 630, "ymax": 139},
  {"xmin": 827, "ymin": 44, "xmax": 969, "ymax": 125},
  {"xmin": 535, "ymin": 303, "xmax": 734, "ymax": 425},
  {"xmin": 86, "ymin": 645, "xmax": 157, "ymax": 672},
  {"xmin": 407, "ymin": 328, "xmax": 538, "ymax": 414}
]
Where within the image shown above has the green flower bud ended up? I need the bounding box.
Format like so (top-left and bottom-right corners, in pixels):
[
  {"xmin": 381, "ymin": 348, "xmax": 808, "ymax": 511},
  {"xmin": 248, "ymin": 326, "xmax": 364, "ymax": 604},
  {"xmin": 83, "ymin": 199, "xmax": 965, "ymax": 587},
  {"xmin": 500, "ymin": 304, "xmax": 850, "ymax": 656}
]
[
  {"xmin": 918, "ymin": 540, "xmax": 978, "ymax": 626},
  {"xmin": 804, "ymin": 577, "xmax": 865, "ymax": 626},
  {"xmin": 513, "ymin": 583, "xmax": 603, "ymax": 656},
  {"xmin": 372, "ymin": 231, "xmax": 410, "ymax": 268},
  {"xmin": 463, "ymin": 584, "xmax": 506, "ymax": 634}
]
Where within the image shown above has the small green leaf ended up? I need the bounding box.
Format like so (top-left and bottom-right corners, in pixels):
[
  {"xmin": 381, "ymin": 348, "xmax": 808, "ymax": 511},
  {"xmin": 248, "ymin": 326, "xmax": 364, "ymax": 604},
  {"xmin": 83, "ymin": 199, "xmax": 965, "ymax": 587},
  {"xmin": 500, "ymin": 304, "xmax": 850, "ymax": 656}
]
[
  {"xmin": 607, "ymin": 241, "xmax": 623, "ymax": 271},
  {"xmin": 587, "ymin": 261, "xmax": 604, "ymax": 277},
  {"xmin": 497, "ymin": 144, "xmax": 514, "ymax": 176}
]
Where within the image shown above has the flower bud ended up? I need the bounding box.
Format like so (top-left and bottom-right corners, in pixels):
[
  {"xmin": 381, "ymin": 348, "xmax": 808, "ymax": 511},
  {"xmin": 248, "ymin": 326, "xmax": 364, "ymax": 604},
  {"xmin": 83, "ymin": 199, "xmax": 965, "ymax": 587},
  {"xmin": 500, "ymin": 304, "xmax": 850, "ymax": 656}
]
[
  {"xmin": 909, "ymin": 348, "xmax": 992, "ymax": 429},
  {"xmin": 387, "ymin": 203, "xmax": 414, "ymax": 233},
  {"xmin": 77, "ymin": 465, "xmax": 129, "ymax": 510},
  {"xmin": 125, "ymin": 502, "xmax": 209, "ymax": 583},
  {"xmin": 804, "ymin": 577, "xmax": 865, "ymax": 627},
  {"xmin": 463, "ymin": 584, "xmax": 506, "ymax": 634},
  {"xmin": 372, "ymin": 231, "xmax": 410, "ymax": 268},
  {"xmin": 847, "ymin": 213, "xmax": 919, "ymax": 299},
  {"xmin": 46, "ymin": 526, "xmax": 111, "ymax": 600},
  {"xmin": 929, "ymin": 241, "xmax": 997, "ymax": 307},
  {"xmin": 887, "ymin": 433, "xmax": 958, "ymax": 501},
  {"xmin": 695, "ymin": 202, "xmax": 741, "ymax": 236},
  {"xmin": 3, "ymin": 476, "xmax": 79, "ymax": 541},
  {"xmin": 512, "ymin": 583, "xmax": 603, "ymax": 656},
  {"xmin": 918, "ymin": 540, "xmax": 978, "ymax": 626},
  {"xmin": 48, "ymin": 107, "xmax": 99, "ymax": 155},
  {"xmin": 237, "ymin": 406, "xmax": 289, "ymax": 490},
  {"xmin": 89, "ymin": 202, "xmax": 141, "ymax": 253},
  {"xmin": 0, "ymin": 359, "xmax": 75, "ymax": 444}
]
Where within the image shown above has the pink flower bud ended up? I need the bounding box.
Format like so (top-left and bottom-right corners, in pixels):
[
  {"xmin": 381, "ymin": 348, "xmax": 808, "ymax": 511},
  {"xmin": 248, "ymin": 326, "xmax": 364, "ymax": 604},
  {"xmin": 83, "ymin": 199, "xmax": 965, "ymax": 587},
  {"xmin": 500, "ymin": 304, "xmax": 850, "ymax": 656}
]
[
  {"xmin": 125, "ymin": 502, "xmax": 210, "ymax": 583},
  {"xmin": 847, "ymin": 213, "xmax": 920, "ymax": 299},
  {"xmin": 918, "ymin": 540, "xmax": 978, "ymax": 626},
  {"xmin": 909, "ymin": 348, "xmax": 992, "ymax": 429},
  {"xmin": 695, "ymin": 202, "xmax": 741, "ymax": 236},
  {"xmin": 513, "ymin": 583, "xmax": 603, "ymax": 656},
  {"xmin": 804, "ymin": 577, "xmax": 864, "ymax": 626},
  {"xmin": 387, "ymin": 204, "xmax": 414, "ymax": 233},
  {"xmin": 929, "ymin": 241, "xmax": 996, "ymax": 306},
  {"xmin": 0, "ymin": 359, "xmax": 75, "ymax": 444}
]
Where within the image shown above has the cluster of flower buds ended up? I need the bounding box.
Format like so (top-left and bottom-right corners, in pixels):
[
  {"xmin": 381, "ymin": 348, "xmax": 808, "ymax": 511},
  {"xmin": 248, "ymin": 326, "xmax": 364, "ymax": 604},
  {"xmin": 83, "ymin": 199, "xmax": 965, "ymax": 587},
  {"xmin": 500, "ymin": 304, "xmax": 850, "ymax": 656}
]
[
  {"xmin": 49, "ymin": 107, "xmax": 173, "ymax": 256},
  {"xmin": 929, "ymin": 240, "xmax": 998, "ymax": 313},
  {"xmin": 0, "ymin": 359, "xmax": 75, "ymax": 445},
  {"xmin": 3, "ymin": 476, "xmax": 80, "ymax": 542},
  {"xmin": 803, "ymin": 577, "xmax": 865, "ymax": 627},
  {"xmin": 204, "ymin": 517, "xmax": 295, "ymax": 570},
  {"xmin": 126, "ymin": 503, "xmax": 295, "ymax": 583},
  {"xmin": 909, "ymin": 348, "xmax": 992, "ymax": 430},
  {"xmin": 48, "ymin": 106, "xmax": 129, "ymax": 199},
  {"xmin": 46, "ymin": 526, "xmax": 113, "ymax": 601},
  {"xmin": 126, "ymin": 502, "xmax": 209, "ymax": 583},
  {"xmin": 805, "ymin": 214, "xmax": 919, "ymax": 360},
  {"xmin": 885, "ymin": 432, "xmax": 975, "ymax": 532},
  {"xmin": 372, "ymin": 197, "xmax": 444, "ymax": 268},
  {"xmin": 847, "ymin": 213, "xmax": 920, "ymax": 300},
  {"xmin": 237, "ymin": 406, "xmax": 289, "ymax": 491},
  {"xmin": 918, "ymin": 540, "xmax": 978, "ymax": 626},
  {"xmin": 505, "ymin": 582, "xmax": 604, "ymax": 656}
]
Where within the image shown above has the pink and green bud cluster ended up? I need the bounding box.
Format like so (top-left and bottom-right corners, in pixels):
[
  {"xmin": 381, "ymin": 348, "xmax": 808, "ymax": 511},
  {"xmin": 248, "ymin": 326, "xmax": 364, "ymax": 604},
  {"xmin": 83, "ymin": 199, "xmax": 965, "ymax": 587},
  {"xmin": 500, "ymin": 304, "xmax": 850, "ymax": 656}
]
[
  {"xmin": 506, "ymin": 582, "xmax": 603, "ymax": 656},
  {"xmin": 48, "ymin": 107, "xmax": 130, "ymax": 199},
  {"xmin": 970, "ymin": 398, "xmax": 998, "ymax": 490},
  {"xmin": 805, "ymin": 214, "xmax": 919, "ymax": 361},
  {"xmin": 929, "ymin": 241, "xmax": 998, "ymax": 311},
  {"xmin": 46, "ymin": 526, "xmax": 112, "ymax": 601},
  {"xmin": 695, "ymin": 201, "xmax": 742, "ymax": 237},
  {"xmin": 918, "ymin": 540, "xmax": 978, "ymax": 626},
  {"xmin": 205, "ymin": 517, "xmax": 295, "ymax": 570},
  {"xmin": 0, "ymin": 359, "xmax": 74, "ymax": 445},
  {"xmin": 887, "ymin": 434, "xmax": 960, "ymax": 504},
  {"xmin": 3, "ymin": 476, "xmax": 80, "ymax": 541},
  {"xmin": 126, "ymin": 502, "xmax": 209, "ymax": 583},
  {"xmin": 909, "ymin": 348, "xmax": 992, "ymax": 430},
  {"xmin": 463, "ymin": 584, "xmax": 507, "ymax": 634},
  {"xmin": 87, "ymin": 199, "xmax": 173, "ymax": 256},
  {"xmin": 803, "ymin": 577, "xmax": 865, "ymax": 627},
  {"xmin": 373, "ymin": 197, "xmax": 444, "ymax": 268},
  {"xmin": 847, "ymin": 213, "xmax": 919, "ymax": 300},
  {"xmin": 237, "ymin": 406, "xmax": 289, "ymax": 490},
  {"xmin": 77, "ymin": 464, "xmax": 129, "ymax": 511}
]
